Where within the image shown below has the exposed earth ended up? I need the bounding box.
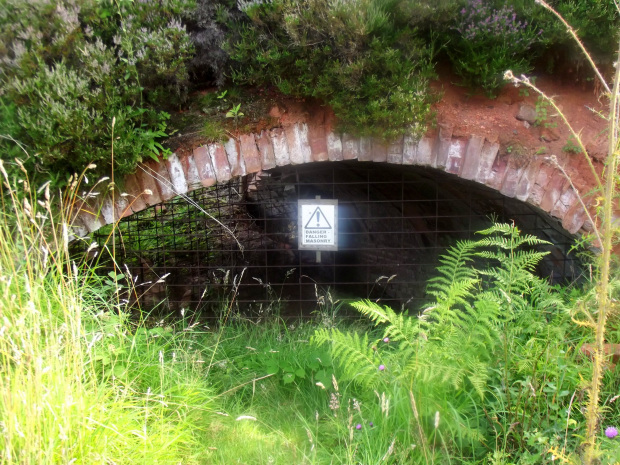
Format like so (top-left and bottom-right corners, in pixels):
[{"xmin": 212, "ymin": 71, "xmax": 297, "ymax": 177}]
[{"xmin": 166, "ymin": 67, "xmax": 610, "ymax": 195}]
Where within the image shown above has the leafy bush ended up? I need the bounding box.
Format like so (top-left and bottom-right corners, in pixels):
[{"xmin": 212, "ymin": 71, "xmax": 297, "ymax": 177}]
[
  {"xmin": 0, "ymin": 0, "xmax": 195, "ymax": 186},
  {"xmin": 227, "ymin": 0, "xmax": 436, "ymax": 140}
]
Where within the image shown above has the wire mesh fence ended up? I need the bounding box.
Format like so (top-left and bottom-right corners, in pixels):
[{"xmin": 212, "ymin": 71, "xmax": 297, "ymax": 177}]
[{"xmin": 91, "ymin": 161, "xmax": 583, "ymax": 319}]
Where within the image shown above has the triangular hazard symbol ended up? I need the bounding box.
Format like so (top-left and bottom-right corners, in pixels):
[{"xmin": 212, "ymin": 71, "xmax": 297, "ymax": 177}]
[{"xmin": 305, "ymin": 207, "xmax": 332, "ymax": 229}]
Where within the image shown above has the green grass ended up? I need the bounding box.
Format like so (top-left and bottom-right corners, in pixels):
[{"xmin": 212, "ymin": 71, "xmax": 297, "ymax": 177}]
[{"xmin": 2, "ymin": 163, "xmax": 620, "ymax": 464}]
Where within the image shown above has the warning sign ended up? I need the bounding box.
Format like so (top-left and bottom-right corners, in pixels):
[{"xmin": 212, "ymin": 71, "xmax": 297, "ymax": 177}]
[{"xmin": 298, "ymin": 199, "xmax": 338, "ymax": 251}]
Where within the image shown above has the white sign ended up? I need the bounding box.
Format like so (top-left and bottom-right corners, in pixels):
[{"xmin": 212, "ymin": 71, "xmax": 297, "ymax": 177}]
[{"xmin": 298, "ymin": 199, "xmax": 338, "ymax": 251}]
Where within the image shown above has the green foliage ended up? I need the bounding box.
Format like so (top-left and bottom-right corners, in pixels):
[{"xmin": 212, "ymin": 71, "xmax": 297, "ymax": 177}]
[
  {"xmin": 228, "ymin": 0, "xmax": 436, "ymax": 140},
  {"xmin": 314, "ymin": 223, "xmax": 588, "ymax": 462},
  {"xmin": 510, "ymin": 0, "xmax": 619, "ymax": 66},
  {"xmin": 0, "ymin": 0, "xmax": 195, "ymax": 186},
  {"xmin": 447, "ymin": 0, "xmax": 543, "ymax": 97},
  {"xmin": 201, "ymin": 119, "xmax": 228, "ymax": 142},
  {"xmin": 534, "ymin": 96, "xmax": 557, "ymax": 128},
  {"xmin": 563, "ymin": 135, "xmax": 583, "ymax": 154}
]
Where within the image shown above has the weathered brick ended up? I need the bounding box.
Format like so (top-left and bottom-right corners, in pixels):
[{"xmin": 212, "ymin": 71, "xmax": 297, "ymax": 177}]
[
  {"xmin": 359, "ymin": 137, "xmax": 372, "ymax": 162},
  {"xmin": 327, "ymin": 132, "xmax": 343, "ymax": 161},
  {"xmin": 474, "ymin": 140, "xmax": 500, "ymax": 184},
  {"xmin": 256, "ymin": 131, "xmax": 277, "ymax": 170},
  {"xmin": 240, "ymin": 134, "xmax": 262, "ymax": 173},
  {"xmin": 402, "ymin": 135, "xmax": 418, "ymax": 165},
  {"xmin": 271, "ymin": 128, "xmax": 291, "ymax": 166},
  {"xmin": 387, "ymin": 136, "xmax": 403, "ymax": 164},
  {"xmin": 209, "ymin": 143, "xmax": 232, "ymax": 182},
  {"xmin": 224, "ymin": 138, "xmax": 246, "ymax": 177},
  {"xmin": 192, "ymin": 146, "xmax": 217, "ymax": 187},
  {"xmin": 166, "ymin": 153, "xmax": 188, "ymax": 196},
  {"xmin": 342, "ymin": 134, "xmax": 359, "ymax": 160},
  {"xmin": 459, "ymin": 135, "xmax": 485, "ymax": 180},
  {"xmin": 445, "ymin": 139, "xmax": 466, "ymax": 175}
]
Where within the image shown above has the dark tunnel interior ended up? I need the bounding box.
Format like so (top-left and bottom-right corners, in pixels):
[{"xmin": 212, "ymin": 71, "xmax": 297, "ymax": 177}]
[{"xmin": 92, "ymin": 161, "xmax": 584, "ymax": 318}]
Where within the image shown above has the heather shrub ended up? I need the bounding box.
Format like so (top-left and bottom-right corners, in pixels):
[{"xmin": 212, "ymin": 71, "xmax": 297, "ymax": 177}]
[
  {"xmin": 510, "ymin": 0, "xmax": 619, "ymax": 75},
  {"xmin": 447, "ymin": 0, "xmax": 543, "ymax": 96},
  {"xmin": 0, "ymin": 0, "xmax": 195, "ymax": 186}
]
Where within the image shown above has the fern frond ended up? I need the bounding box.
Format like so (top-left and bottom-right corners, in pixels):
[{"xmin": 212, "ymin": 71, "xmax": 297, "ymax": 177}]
[
  {"xmin": 312, "ymin": 328, "xmax": 381, "ymax": 388},
  {"xmin": 427, "ymin": 240, "xmax": 479, "ymax": 297}
]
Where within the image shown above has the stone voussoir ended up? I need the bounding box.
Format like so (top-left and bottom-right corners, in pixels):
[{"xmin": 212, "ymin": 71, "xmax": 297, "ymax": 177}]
[
  {"xmin": 459, "ymin": 135, "xmax": 485, "ymax": 180},
  {"xmin": 149, "ymin": 158, "xmax": 175, "ymax": 201},
  {"xmin": 327, "ymin": 132, "xmax": 343, "ymax": 161},
  {"xmin": 179, "ymin": 152, "xmax": 202, "ymax": 189},
  {"xmin": 434, "ymin": 123, "xmax": 453, "ymax": 169},
  {"xmin": 285, "ymin": 123, "xmax": 313, "ymax": 165},
  {"xmin": 402, "ymin": 135, "xmax": 418, "ymax": 165},
  {"xmin": 240, "ymin": 133, "xmax": 262, "ymax": 174},
  {"xmin": 271, "ymin": 128, "xmax": 291, "ymax": 167},
  {"xmin": 256, "ymin": 130, "xmax": 277, "ymax": 170},
  {"xmin": 209, "ymin": 143, "xmax": 232, "ymax": 183},
  {"xmin": 475, "ymin": 140, "xmax": 500, "ymax": 185},
  {"xmin": 135, "ymin": 161, "xmax": 163, "ymax": 206},
  {"xmin": 224, "ymin": 138, "xmax": 246, "ymax": 177},
  {"xmin": 109, "ymin": 119, "xmax": 600, "ymax": 239},
  {"xmin": 372, "ymin": 139, "xmax": 388, "ymax": 163},
  {"xmin": 166, "ymin": 153, "xmax": 189, "ymax": 197},
  {"xmin": 445, "ymin": 138, "xmax": 466, "ymax": 175},
  {"xmin": 192, "ymin": 145, "xmax": 217, "ymax": 187},
  {"xmin": 342, "ymin": 134, "xmax": 360, "ymax": 161},
  {"xmin": 121, "ymin": 173, "xmax": 147, "ymax": 214},
  {"xmin": 387, "ymin": 136, "xmax": 404, "ymax": 164},
  {"xmin": 358, "ymin": 137, "xmax": 373, "ymax": 162}
]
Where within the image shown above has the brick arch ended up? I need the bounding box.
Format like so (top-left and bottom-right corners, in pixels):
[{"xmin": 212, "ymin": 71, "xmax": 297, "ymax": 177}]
[{"xmin": 73, "ymin": 122, "xmax": 592, "ymax": 238}]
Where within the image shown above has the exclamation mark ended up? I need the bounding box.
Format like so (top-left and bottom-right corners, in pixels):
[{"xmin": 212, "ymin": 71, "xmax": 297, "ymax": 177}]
[{"xmin": 316, "ymin": 210, "xmax": 320, "ymax": 227}]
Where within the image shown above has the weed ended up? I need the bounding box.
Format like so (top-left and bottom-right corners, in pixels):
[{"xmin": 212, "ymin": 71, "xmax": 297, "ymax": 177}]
[
  {"xmin": 534, "ymin": 96, "xmax": 558, "ymax": 128},
  {"xmin": 563, "ymin": 135, "xmax": 583, "ymax": 154},
  {"xmin": 201, "ymin": 120, "xmax": 228, "ymax": 142}
]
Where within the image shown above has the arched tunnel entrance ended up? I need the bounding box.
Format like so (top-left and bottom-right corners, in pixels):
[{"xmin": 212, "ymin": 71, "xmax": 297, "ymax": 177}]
[{"xmin": 94, "ymin": 161, "xmax": 583, "ymax": 317}]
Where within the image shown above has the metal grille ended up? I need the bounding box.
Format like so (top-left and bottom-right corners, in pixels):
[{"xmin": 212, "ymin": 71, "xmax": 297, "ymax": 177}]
[{"xmin": 92, "ymin": 161, "xmax": 582, "ymax": 318}]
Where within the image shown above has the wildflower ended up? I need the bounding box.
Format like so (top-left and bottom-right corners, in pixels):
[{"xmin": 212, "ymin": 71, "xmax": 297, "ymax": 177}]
[
  {"xmin": 605, "ymin": 426, "xmax": 618, "ymax": 438},
  {"xmin": 356, "ymin": 424, "xmax": 362, "ymax": 430},
  {"xmin": 369, "ymin": 421, "xmax": 374, "ymax": 427},
  {"xmin": 383, "ymin": 337, "xmax": 390, "ymax": 343},
  {"xmin": 379, "ymin": 364, "xmax": 385, "ymax": 371}
]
